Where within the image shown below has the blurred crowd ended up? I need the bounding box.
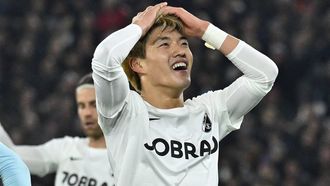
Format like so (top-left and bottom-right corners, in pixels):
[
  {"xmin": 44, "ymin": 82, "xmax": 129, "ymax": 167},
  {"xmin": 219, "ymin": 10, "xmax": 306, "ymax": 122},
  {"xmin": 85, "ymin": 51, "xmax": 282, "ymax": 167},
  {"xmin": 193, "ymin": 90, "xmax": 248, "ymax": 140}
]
[{"xmin": 0, "ymin": 0, "xmax": 329, "ymax": 185}]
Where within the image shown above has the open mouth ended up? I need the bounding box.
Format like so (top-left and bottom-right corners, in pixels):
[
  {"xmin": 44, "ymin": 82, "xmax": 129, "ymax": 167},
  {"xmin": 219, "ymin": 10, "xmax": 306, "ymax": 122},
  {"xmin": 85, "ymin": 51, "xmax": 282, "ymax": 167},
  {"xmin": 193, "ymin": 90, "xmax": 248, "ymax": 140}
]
[
  {"xmin": 172, "ymin": 62, "xmax": 188, "ymax": 71},
  {"xmin": 85, "ymin": 122, "xmax": 95, "ymax": 127}
]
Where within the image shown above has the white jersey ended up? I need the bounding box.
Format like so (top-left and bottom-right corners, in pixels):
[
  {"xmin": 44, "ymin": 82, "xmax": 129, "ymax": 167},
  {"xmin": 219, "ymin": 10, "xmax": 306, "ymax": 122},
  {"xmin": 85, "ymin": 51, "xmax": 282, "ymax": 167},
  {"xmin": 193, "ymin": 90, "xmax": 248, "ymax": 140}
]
[
  {"xmin": 92, "ymin": 24, "xmax": 278, "ymax": 186},
  {"xmin": 0, "ymin": 126, "xmax": 114, "ymax": 186}
]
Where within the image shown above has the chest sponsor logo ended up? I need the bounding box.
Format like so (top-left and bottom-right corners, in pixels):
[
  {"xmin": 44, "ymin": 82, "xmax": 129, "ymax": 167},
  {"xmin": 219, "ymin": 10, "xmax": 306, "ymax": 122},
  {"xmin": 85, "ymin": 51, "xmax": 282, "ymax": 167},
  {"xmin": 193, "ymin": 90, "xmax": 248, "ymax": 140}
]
[
  {"xmin": 144, "ymin": 136, "xmax": 219, "ymax": 159},
  {"xmin": 62, "ymin": 171, "xmax": 108, "ymax": 186},
  {"xmin": 202, "ymin": 113, "xmax": 212, "ymax": 133}
]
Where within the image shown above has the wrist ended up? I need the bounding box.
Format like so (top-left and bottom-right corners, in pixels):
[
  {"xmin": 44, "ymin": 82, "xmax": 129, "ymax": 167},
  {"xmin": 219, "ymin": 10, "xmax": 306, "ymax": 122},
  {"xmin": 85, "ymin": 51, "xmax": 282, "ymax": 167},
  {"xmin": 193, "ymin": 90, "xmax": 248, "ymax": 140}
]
[
  {"xmin": 131, "ymin": 23, "xmax": 144, "ymax": 37},
  {"xmin": 198, "ymin": 21, "xmax": 210, "ymax": 38},
  {"xmin": 202, "ymin": 24, "xmax": 228, "ymax": 50}
]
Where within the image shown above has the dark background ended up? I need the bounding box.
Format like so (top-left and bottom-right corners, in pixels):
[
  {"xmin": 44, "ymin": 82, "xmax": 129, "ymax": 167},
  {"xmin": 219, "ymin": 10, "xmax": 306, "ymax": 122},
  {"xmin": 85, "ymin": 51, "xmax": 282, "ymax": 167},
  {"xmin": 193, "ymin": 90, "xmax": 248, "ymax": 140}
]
[{"xmin": 0, "ymin": 0, "xmax": 329, "ymax": 185}]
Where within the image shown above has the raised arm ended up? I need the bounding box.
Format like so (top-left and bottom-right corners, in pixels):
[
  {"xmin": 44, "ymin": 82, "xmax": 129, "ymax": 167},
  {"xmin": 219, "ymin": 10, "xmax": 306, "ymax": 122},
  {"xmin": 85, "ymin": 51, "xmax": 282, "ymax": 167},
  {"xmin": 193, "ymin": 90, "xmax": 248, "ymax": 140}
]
[
  {"xmin": 91, "ymin": 24, "xmax": 142, "ymax": 118},
  {"xmin": 92, "ymin": 2, "xmax": 167, "ymax": 118},
  {"xmin": 221, "ymin": 40, "xmax": 278, "ymax": 123},
  {"xmin": 162, "ymin": 6, "xmax": 278, "ymax": 123}
]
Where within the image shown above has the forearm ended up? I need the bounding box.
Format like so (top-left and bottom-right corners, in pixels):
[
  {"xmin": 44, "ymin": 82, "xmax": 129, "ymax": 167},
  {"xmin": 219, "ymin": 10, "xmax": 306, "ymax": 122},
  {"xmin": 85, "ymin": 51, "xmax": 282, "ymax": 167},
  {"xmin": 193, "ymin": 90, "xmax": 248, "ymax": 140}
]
[
  {"xmin": 11, "ymin": 145, "xmax": 56, "ymax": 177},
  {"xmin": 201, "ymin": 22, "xmax": 239, "ymax": 55},
  {"xmin": 0, "ymin": 143, "xmax": 31, "ymax": 186}
]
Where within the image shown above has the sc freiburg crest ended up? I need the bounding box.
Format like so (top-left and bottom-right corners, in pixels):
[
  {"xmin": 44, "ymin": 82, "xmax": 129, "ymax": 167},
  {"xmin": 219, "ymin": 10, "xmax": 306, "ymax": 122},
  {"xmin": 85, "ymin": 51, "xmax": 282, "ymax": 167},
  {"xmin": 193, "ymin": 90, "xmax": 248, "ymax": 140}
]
[{"xmin": 202, "ymin": 113, "xmax": 212, "ymax": 133}]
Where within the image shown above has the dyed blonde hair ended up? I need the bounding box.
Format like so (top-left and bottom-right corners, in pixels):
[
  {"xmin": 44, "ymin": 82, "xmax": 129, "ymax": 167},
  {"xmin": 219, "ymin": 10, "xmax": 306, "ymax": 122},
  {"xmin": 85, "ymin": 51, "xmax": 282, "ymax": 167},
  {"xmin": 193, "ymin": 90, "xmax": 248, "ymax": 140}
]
[{"xmin": 122, "ymin": 14, "xmax": 184, "ymax": 92}]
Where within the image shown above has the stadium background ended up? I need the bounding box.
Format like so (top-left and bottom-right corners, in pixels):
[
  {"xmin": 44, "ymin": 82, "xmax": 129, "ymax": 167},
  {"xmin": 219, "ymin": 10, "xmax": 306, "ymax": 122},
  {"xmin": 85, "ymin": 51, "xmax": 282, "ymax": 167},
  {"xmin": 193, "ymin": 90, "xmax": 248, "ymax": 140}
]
[{"xmin": 0, "ymin": 0, "xmax": 329, "ymax": 185}]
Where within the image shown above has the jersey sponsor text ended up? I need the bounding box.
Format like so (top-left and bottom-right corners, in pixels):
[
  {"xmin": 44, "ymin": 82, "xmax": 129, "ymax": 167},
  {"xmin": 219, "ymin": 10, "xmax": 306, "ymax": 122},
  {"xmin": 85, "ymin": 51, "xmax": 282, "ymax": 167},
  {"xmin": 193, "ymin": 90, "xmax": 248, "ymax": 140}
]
[
  {"xmin": 144, "ymin": 136, "xmax": 219, "ymax": 159},
  {"xmin": 62, "ymin": 171, "xmax": 108, "ymax": 186}
]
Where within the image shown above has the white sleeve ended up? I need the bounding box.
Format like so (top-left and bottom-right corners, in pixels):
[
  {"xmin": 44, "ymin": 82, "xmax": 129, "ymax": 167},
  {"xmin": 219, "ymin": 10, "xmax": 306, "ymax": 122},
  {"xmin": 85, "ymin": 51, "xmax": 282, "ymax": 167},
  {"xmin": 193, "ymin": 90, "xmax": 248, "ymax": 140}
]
[
  {"xmin": 223, "ymin": 41, "xmax": 278, "ymax": 124},
  {"xmin": 92, "ymin": 24, "xmax": 142, "ymax": 119},
  {"xmin": 0, "ymin": 123, "xmax": 15, "ymax": 147},
  {"xmin": 9, "ymin": 139, "xmax": 66, "ymax": 177}
]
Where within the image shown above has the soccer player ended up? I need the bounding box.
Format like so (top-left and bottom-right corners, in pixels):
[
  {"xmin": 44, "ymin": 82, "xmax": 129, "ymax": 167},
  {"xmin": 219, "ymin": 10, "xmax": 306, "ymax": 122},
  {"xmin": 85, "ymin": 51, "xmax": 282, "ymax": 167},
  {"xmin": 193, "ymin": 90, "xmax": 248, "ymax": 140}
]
[
  {"xmin": 92, "ymin": 2, "xmax": 278, "ymax": 186},
  {"xmin": 0, "ymin": 74, "xmax": 114, "ymax": 186},
  {"xmin": 0, "ymin": 142, "xmax": 31, "ymax": 186}
]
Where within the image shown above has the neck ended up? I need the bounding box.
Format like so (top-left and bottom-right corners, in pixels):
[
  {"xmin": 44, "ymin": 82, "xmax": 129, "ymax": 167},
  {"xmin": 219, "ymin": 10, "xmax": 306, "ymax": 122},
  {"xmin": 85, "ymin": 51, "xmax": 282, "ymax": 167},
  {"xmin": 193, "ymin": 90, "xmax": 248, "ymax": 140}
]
[
  {"xmin": 141, "ymin": 86, "xmax": 184, "ymax": 109},
  {"xmin": 88, "ymin": 136, "xmax": 106, "ymax": 148}
]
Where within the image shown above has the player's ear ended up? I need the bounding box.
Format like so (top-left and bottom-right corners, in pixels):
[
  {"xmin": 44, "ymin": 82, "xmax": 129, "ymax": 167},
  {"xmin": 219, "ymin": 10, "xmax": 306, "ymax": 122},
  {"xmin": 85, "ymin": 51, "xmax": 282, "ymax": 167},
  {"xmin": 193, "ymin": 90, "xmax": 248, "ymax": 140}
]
[{"xmin": 129, "ymin": 58, "xmax": 146, "ymax": 74}]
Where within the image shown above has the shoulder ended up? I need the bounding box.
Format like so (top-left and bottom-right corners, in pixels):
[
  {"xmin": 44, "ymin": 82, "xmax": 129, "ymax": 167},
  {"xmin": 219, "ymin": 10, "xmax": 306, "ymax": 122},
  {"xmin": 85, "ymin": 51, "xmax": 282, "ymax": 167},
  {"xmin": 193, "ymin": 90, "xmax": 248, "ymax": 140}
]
[
  {"xmin": 123, "ymin": 90, "xmax": 147, "ymax": 111},
  {"xmin": 64, "ymin": 136, "xmax": 88, "ymax": 146},
  {"xmin": 45, "ymin": 136, "xmax": 87, "ymax": 147},
  {"xmin": 185, "ymin": 90, "xmax": 227, "ymax": 114},
  {"xmin": 128, "ymin": 91, "xmax": 144, "ymax": 102},
  {"xmin": 186, "ymin": 90, "xmax": 224, "ymax": 104}
]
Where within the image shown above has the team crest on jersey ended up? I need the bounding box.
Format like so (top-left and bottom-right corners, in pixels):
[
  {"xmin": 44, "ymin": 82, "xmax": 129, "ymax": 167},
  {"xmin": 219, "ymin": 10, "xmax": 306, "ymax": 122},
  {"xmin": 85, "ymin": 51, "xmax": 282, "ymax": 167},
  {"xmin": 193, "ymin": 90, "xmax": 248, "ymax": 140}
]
[{"xmin": 202, "ymin": 113, "xmax": 212, "ymax": 133}]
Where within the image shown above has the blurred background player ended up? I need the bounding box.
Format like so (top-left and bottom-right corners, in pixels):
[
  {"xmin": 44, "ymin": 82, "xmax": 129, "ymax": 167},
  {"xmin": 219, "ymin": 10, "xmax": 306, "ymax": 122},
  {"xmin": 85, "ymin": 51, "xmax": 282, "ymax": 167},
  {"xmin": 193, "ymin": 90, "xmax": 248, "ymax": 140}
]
[
  {"xmin": 0, "ymin": 73, "xmax": 114, "ymax": 186},
  {"xmin": 0, "ymin": 142, "xmax": 31, "ymax": 186}
]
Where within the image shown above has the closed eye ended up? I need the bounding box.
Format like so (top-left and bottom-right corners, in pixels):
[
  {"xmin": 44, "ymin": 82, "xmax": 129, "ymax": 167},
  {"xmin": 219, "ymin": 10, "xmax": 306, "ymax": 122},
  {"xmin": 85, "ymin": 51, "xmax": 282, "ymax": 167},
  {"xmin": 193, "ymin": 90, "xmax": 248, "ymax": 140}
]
[
  {"xmin": 159, "ymin": 42, "xmax": 169, "ymax": 47},
  {"xmin": 181, "ymin": 41, "xmax": 189, "ymax": 47}
]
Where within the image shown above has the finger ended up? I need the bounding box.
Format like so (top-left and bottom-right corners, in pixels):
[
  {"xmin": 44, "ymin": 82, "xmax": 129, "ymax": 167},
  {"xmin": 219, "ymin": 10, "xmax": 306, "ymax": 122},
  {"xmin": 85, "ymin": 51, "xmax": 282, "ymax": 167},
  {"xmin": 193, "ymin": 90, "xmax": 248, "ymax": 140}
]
[
  {"xmin": 146, "ymin": 6, "xmax": 152, "ymax": 11},
  {"xmin": 160, "ymin": 6, "xmax": 180, "ymax": 16},
  {"xmin": 143, "ymin": 2, "xmax": 166, "ymax": 18},
  {"xmin": 152, "ymin": 2, "xmax": 168, "ymax": 13},
  {"xmin": 145, "ymin": 2, "xmax": 166, "ymax": 11},
  {"xmin": 155, "ymin": 2, "xmax": 168, "ymax": 8},
  {"xmin": 141, "ymin": 2, "xmax": 167, "ymax": 15},
  {"xmin": 158, "ymin": 6, "xmax": 171, "ymax": 15}
]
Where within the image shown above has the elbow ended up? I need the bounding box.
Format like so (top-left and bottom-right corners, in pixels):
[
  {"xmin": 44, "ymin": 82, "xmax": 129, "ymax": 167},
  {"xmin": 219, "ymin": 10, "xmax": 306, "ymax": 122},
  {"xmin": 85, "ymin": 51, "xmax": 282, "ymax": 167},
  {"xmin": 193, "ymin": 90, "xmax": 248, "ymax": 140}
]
[
  {"xmin": 270, "ymin": 63, "xmax": 279, "ymax": 83},
  {"xmin": 92, "ymin": 43, "xmax": 106, "ymax": 64},
  {"xmin": 92, "ymin": 42, "xmax": 121, "ymax": 68},
  {"xmin": 266, "ymin": 59, "xmax": 279, "ymax": 83},
  {"xmin": 262, "ymin": 60, "xmax": 279, "ymax": 92},
  {"xmin": 255, "ymin": 59, "xmax": 279, "ymax": 93}
]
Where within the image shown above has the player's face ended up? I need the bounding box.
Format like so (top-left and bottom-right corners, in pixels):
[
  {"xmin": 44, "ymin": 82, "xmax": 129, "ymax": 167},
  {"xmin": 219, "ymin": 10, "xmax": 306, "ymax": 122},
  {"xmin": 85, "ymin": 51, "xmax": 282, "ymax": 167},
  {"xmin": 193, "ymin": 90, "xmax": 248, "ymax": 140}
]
[
  {"xmin": 76, "ymin": 87, "xmax": 103, "ymax": 139},
  {"xmin": 141, "ymin": 27, "xmax": 193, "ymax": 91}
]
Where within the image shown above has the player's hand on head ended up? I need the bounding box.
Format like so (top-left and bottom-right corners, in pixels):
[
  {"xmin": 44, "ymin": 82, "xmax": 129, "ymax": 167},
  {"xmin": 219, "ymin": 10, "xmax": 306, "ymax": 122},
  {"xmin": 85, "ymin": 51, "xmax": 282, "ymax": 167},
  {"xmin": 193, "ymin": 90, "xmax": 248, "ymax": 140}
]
[
  {"xmin": 132, "ymin": 2, "xmax": 167, "ymax": 36},
  {"xmin": 160, "ymin": 6, "xmax": 209, "ymax": 38}
]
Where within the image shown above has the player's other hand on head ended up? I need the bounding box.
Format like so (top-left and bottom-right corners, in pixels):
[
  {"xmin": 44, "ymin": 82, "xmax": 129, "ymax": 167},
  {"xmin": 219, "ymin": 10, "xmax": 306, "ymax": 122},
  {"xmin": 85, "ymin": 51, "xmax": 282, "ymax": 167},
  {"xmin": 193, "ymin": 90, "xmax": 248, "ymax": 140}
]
[
  {"xmin": 160, "ymin": 6, "xmax": 209, "ymax": 38},
  {"xmin": 132, "ymin": 2, "xmax": 168, "ymax": 36}
]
